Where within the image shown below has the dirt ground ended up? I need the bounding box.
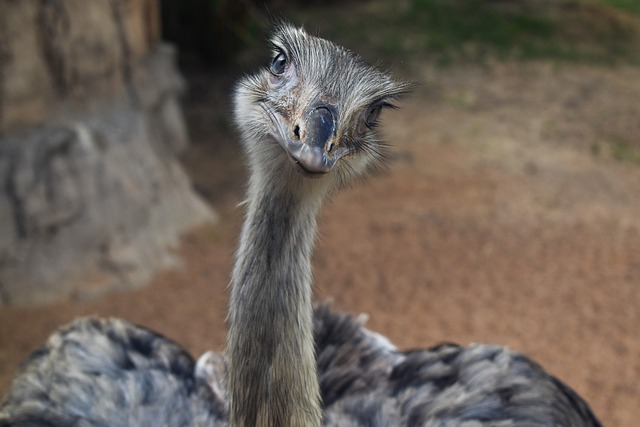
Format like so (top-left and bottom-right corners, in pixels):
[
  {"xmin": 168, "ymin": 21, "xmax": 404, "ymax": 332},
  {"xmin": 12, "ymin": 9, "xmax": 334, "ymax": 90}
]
[{"xmin": 1, "ymin": 59, "xmax": 639, "ymax": 426}]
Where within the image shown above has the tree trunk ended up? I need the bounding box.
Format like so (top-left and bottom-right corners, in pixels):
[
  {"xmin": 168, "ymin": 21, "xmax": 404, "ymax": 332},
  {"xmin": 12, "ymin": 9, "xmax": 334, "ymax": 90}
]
[{"xmin": 0, "ymin": 0, "xmax": 214, "ymax": 305}]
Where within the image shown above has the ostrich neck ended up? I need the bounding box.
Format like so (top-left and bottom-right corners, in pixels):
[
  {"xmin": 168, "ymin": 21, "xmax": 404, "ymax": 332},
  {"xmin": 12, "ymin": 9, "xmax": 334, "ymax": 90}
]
[{"xmin": 227, "ymin": 177, "xmax": 324, "ymax": 427}]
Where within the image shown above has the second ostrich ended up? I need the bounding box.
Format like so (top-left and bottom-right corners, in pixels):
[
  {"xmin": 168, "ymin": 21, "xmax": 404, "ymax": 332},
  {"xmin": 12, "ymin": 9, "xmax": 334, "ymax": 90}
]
[{"xmin": 1, "ymin": 23, "xmax": 600, "ymax": 426}]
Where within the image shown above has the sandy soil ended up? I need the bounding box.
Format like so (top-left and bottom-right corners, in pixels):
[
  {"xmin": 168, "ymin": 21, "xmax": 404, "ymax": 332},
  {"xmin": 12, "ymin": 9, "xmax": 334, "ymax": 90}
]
[{"xmin": 1, "ymin": 60, "xmax": 639, "ymax": 426}]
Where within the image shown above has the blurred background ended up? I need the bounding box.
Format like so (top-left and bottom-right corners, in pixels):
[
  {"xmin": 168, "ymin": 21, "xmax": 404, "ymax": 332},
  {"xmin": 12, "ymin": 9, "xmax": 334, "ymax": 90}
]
[{"xmin": 1, "ymin": 0, "xmax": 639, "ymax": 425}]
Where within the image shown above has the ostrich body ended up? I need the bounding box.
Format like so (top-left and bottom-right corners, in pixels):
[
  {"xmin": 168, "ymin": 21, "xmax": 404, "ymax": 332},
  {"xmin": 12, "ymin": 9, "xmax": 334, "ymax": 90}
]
[{"xmin": 0, "ymin": 24, "xmax": 600, "ymax": 427}]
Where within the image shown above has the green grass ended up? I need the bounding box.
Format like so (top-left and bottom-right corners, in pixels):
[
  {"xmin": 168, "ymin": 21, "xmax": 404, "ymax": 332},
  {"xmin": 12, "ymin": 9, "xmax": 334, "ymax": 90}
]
[
  {"xmin": 408, "ymin": 0, "xmax": 640, "ymax": 64},
  {"xmin": 290, "ymin": 0, "xmax": 640, "ymax": 66},
  {"xmin": 590, "ymin": 0, "xmax": 640, "ymax": 14},
  {"xmin": 412, "ymin": 0, "xmax": 554, "ymax": 60},
  {"xmin": 610, "ymin": 137, "xmax": 640, "ymax": 164},
  {"xmin": 592, "ymin": 137, "xmax": 640, "ymax": 165}
]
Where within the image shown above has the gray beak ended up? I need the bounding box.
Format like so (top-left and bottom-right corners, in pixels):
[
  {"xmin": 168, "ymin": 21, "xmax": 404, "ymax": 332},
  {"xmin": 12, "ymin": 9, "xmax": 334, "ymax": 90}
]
[{"xmin": 283, "ymin": 105, "xmax": 346, "ymax": 175}]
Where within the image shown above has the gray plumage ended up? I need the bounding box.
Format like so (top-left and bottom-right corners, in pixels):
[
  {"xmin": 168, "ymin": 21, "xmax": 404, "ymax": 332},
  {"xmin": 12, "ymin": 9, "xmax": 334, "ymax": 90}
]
[
  {"xmin": 0, "ymin": 307, "xmax": 599, "ymax": 426},
  {"xmin": 0, "ymin": 317, "xmax": 225, "ymax": 426},
  {"xmin": 314, "ymin": 305, "xmax": 600, "ymax": 426},
  {"xmin": 1, "ymin": 23, "xmax": 601, "ymax": 427}
]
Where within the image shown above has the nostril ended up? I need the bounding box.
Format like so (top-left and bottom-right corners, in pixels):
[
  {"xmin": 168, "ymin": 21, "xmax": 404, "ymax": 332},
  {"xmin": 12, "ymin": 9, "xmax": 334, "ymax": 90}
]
[
  {"xmin": 327, "ymin": 141, "xmax": 335, "ymax": 153},
  {"xmin": 293, "ymin": 125, "xmax": 301, "ymax": 140}
]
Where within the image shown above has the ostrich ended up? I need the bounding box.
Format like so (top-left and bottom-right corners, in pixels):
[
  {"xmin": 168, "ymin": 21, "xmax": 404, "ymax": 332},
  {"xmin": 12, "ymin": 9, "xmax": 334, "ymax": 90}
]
[{"xmin": 0, "ymin": 23, "xmax": 600, "ymax": 427}]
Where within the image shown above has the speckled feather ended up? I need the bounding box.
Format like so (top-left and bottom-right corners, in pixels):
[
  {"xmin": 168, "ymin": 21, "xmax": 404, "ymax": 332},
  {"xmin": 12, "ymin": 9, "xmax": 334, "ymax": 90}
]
[
  {"xmin": 314, "ymin": 304, "xmax": 601, "ymax": 426},
  {"xmin": 1, "ymin": 305, "xmax": 600, "ymax": 426},
  {"xmin": 0, "ymin": 317, "xmax": 226, "ymax": 426}
]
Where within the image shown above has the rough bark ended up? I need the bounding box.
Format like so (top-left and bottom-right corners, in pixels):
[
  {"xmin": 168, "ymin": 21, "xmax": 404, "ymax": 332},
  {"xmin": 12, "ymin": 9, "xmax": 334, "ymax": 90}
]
[{"xmin": 0, "ymin": 0, "xmax": 214, "ymax": 305}]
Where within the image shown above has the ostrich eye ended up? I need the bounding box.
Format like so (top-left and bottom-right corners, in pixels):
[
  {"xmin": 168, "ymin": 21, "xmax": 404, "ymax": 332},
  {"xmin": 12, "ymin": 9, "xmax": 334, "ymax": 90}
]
[
  {"xmin": 364, "ymin": 100, "xmax": 394, "ymax": 129},
  {"xmin": 365, "ymin": 104, "xmax": 383, "ymax": 128},
  {"xmin": 270, "ymin": 52, "xmax": 287, "ymax": 75}
]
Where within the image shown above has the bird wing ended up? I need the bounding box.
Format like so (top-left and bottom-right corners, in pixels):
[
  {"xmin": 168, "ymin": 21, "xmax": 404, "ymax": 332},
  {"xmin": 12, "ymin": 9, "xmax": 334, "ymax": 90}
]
[
  {"xmin": 0, "ymin": 317, "xmax": 227, "ymax": 427},
  {"xmin": 313, "ymin": 303, "xmax": 601, "ymax": 427}
]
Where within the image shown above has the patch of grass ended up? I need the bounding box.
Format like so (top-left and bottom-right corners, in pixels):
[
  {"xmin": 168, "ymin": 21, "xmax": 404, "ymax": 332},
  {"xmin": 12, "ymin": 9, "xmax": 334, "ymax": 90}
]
[
  {"xmin": 610, "ymin": 137, "xmax": 640, "ymax": 164},
  {"xmin": 592, "ymin": 137, "xmax": 640, "ymax": 165},
  {"xmin": 407, "ymin": 0, "xmax": 640, "ymax": 64},
  {"xmin": 590, "ymin": 0, "xmax": 640, "ymax": 14},
  {"xmin": 411, "ymin": 0, "xmax": 555, "ymax": 61},
  {"xmin": 290, "ymin": 0, "xmax": 640, "ymax": 66}
]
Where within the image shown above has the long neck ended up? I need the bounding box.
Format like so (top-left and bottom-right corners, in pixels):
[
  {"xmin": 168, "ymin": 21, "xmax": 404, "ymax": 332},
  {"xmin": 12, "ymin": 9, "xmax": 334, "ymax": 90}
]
[{"xmin": 227, "ymin": 176, "xmax": 324, "ymax": 427}]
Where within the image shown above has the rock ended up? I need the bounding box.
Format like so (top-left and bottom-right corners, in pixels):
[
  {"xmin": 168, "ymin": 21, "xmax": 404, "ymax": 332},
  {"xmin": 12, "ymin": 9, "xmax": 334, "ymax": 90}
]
[{"xmin": 0, "ymin": 0, "xmax": 214, "ymax": 305}]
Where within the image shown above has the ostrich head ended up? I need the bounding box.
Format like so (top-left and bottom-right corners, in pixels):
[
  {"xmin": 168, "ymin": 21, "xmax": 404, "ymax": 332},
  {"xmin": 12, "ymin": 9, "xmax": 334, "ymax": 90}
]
[{"xmin": 234, "ymin": 23, "xmax": 409, "ymax": 198}]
